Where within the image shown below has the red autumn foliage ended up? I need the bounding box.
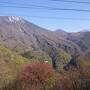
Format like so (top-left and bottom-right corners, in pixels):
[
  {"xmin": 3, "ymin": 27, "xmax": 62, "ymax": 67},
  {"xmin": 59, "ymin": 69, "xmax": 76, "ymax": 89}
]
[{"xmin": 20, "ymin": 62, "xmax": 54, "ymax": 84}]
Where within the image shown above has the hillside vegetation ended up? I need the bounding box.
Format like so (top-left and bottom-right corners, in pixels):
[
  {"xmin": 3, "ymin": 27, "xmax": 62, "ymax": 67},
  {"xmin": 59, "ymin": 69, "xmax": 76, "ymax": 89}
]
[
  {"xmin": 0, "ymin": 44, "xmax": 28, "ymax": 89},
  {"xmin": 0, "ymin": 16, "xmax": 90, "ymax": 90}
]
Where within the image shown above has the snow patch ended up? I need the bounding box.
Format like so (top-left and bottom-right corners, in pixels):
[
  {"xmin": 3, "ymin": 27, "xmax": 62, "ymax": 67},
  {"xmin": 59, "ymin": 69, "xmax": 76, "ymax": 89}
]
[{"xmin": 8, "ymin": 16, "xmax": 23, "ymax": 23}]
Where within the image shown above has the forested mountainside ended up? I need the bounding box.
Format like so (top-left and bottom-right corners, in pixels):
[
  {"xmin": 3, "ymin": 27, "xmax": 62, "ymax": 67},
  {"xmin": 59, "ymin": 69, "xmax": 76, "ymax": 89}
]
[
  {"xmin": 0, "ymin": 16, "xmax": 90, "ymax": 90},
  {"xmin": 0, "ymin": 16, "xmax": 90, "ymax": 68}
]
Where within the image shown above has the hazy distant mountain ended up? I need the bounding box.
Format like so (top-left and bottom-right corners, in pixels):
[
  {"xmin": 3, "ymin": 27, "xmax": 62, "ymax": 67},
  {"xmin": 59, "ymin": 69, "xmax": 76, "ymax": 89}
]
[
  {"xmin": 0, "ymin": 16, "xmax": 90, "ymax": 69},
  {"xmin": 80, "ymin": 29, "xmax": 90, "ymax": 32},
  {"xmin": 54, "ymin": 29, "xmax": 68, "ymax": 39},
  {"xmin": 55, "ymin": 29, "xmax": 66, "ymax": 32},
  {"xmin": 67, "ymin": 31, "xmax": 90, "ymax": 58}
]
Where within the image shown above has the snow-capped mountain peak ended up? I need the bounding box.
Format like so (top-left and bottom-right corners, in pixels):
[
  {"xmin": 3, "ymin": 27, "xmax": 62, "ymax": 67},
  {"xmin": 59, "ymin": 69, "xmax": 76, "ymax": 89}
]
[{"xmin": 8, "ymin": 16, "xmax": 23, "ymax": 23}]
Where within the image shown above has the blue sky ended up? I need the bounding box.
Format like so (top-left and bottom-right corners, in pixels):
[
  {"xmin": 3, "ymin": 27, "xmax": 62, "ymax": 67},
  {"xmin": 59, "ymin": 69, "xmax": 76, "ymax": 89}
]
[{"xmin": 0, "ymin": 0, "xmax": 90, "ymax": 32}]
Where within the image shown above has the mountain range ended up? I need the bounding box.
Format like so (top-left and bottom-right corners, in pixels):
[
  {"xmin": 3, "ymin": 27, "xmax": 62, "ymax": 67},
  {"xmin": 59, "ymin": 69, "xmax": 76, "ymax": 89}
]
[{"xmin": 0, "ymin": 16, "xmax": 90, "ymax": 69}]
